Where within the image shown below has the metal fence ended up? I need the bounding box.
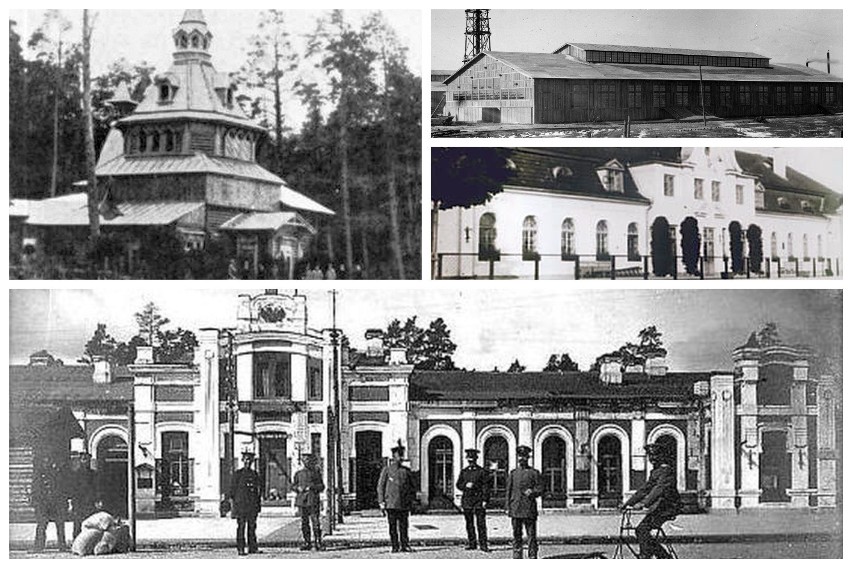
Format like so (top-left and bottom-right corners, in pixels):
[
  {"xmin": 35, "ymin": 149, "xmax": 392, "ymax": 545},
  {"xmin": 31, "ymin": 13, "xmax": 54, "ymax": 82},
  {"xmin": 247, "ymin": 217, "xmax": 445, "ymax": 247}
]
[{"xmin": 433, "ymin": 252, "xmax": 840, "ymax": 280}]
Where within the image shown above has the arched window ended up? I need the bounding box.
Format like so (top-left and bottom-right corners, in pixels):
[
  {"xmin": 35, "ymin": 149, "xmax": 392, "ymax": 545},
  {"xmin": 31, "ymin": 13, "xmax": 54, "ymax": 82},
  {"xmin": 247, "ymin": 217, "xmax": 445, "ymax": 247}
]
[
  {"xmin": 178, "ymin": 35, "xmax": 188, "ymax": 49},
  {"xmin": 596, "ymin": 220, "xmax": 609, "ymax": 260},
  {"xmin": 522, "ymin": 216, "xmax": 537, "ymax": 257},
  {"xmin": 164, "ymin": 131, "xmax": 174, "ymax": 153},
  {"xmin": 428, "ymin": 436, "xmax": 455, "ymax": 505},
  {"xmin": 561, "ymin": 218, "xmax": 575, "ymax": 258},
  {"xmin": 138, "ymin": 130, "xmax": 147, "ymax": 153},
  {"xmin": 627, "ymin": 222, "xmax": 639, "ymax": 261},
  {"xmin": 787, "ymin": 232, "xmax": 795, "ymax": 259},
  {"xmin": 191, "ymin": 34, "xmax": 200, "ymax": 49},
  {"xmin": 802, "ymin": 234, "xmax": 809, "ymax": 259},
  {"xmin": 542, "ymin": 436, "xmax": 566, "ymax": 499},
  {"xmin": 770, "ymin": 232, "xmax": 778, "ymax": 259},
  {"xmin": 478, "ymin": 213, "xmax": 497, "ymax": 260},
  {"xmin": 151, "ymin": 131, "xmax": 161, "ymax": 153},
  {"xmin": 484, "ymin": 436, "xmax": 509, "ymax": 504}
]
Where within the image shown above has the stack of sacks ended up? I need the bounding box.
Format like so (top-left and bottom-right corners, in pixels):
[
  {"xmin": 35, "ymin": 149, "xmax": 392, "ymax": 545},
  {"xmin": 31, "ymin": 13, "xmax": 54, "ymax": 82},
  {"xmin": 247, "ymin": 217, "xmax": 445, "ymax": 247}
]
[{"xmin": 70, "ymin": 511, "xmax": 130, "ymax": 556}]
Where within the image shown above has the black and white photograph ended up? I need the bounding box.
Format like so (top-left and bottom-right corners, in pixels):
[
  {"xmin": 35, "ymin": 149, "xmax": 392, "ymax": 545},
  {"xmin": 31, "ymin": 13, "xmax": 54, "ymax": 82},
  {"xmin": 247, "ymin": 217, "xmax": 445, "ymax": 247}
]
[
  {"xmin": 7, "ymin": 288, "xmax": 842, "ymax": 558},
  {"xmin": 9, "ymin": 9, "xmax": 422, "ymax": 280},
  {"xmin": 432, "ymin": 146, "xmax": 842, "ymax": 280},
  {"xmin": 431, "ymin": 9, "xmax": 842, "ymax": 138}
]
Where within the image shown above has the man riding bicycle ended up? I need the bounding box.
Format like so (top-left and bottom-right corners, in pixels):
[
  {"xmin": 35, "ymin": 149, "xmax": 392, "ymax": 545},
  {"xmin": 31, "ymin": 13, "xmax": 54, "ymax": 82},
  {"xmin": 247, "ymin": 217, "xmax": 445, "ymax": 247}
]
[{"xmin": 620, "ymin": 442, "xmax": 681, "ymax": 559}]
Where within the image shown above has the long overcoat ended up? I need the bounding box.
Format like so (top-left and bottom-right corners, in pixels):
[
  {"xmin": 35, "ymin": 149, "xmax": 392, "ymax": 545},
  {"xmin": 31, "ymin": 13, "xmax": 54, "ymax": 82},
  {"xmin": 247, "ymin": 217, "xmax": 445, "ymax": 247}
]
[
  {"xmin": 377, "ymin": 462, "xmax": 417, "ymax": 511},
  {"xmin": 506, "ymin": 465, "xmax": 543, "ymax": 519},
  {"xmin": 456, "ymin": 464, "xmax": 491, "ymax": 510},
  {"xmin": 292, "ymin": 467, "xmax": 325, "ymax": 512},
  {"xmin": 229, "ymin": 467, "xmax": 262, "ymax": 517}
]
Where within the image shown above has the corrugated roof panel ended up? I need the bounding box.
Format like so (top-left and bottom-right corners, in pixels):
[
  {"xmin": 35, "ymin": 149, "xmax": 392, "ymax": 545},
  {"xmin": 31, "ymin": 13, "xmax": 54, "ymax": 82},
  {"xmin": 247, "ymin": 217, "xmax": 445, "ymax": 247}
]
[{"xmin": 563, "ymin": 43, "xmax": 768, "ymax": 60}]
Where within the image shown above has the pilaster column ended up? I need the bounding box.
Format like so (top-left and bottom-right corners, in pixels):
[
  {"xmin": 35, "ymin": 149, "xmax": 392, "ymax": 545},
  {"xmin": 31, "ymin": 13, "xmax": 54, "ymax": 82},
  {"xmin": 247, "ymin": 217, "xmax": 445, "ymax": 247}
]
[
  {"xmin": 631, "ymin": 417, "xmax": 646, "ymax": 472},
  {"xmin": 710, "ymin": 373, "xmax": 736, "ymax": 508},
  {"xmin": 817, "ymin": 377, "xmax": 837, "ymax": 507},
  {"xmin": 518, "ymin": 406, "xmax": 533, "ymax": 449},
  {"xmin": 738, "ymin": 361, "xmax": 760, "ymax": 508}
]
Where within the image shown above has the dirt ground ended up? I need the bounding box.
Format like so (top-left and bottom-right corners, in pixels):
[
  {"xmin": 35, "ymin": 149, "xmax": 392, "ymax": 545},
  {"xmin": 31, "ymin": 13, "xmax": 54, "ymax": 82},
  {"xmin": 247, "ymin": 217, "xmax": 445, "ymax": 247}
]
[{"xmin": 432, "ymin": 114, "xmax": 843, "ymax": 138}]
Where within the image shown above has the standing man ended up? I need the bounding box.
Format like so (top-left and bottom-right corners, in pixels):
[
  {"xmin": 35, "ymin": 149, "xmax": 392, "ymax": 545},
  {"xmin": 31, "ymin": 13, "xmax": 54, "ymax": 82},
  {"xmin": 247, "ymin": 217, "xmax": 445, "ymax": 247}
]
[
  {"xmin": 292, "ymin": 454, "xmax": 326, "ymax": 551},
  {"xmin": 68, "ymin": 451, "xmax": 98, "ymax": 538},
  {"xmin": 377, "ymin": 442, "xmax": 416, "ymax": 553},
  {"xmin": 506, "ymin": 445, "xmax": 542, "ymax": 559},
  {"xmin": 228, "ymin": 449, "xmax": 262, "ymax": 556},
  {"xmin": 621, "ymin": 442, "xmax": 681, "ymax": 559},
  {"xmin": 31, "ymin": 454, "xmax": 68, "ymax": 552},
  {"xmin": 456, "ymin": 448, "xmax": 491, "ymax": 552}
]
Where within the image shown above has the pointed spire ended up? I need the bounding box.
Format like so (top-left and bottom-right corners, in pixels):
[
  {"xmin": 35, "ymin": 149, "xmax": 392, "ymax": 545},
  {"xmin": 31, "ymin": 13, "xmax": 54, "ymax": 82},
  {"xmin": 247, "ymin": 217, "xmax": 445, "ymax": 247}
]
[{"xmin": 181, "ymin": 9, "xmax": 206, "ymax": 24}]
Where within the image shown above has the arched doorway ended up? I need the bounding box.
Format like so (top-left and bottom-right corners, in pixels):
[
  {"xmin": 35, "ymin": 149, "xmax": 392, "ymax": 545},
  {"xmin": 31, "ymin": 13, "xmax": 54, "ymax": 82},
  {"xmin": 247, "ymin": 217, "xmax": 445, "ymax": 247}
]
[
  {"xmin": 542, "ymin": 436, "xmax": 567, "ymax": 507},
  {"xmin": 97, "ymin": 435, "xmax": 128, "ymax": 517},
  {"xmin": 597, "ymin": 435, "xmax": 622, "ymax": 507},
  {"xmin": 355, "ymin": 430, "xmax": 383, "ymax": 509},
  {"xmin": 483, "ymin": 436, "xmax": 509, "ymax": 508},
  {"xmin": 759, "ymin": 430, "xmax": 791, "ymax": 503},
  {"xmin": 428, "ymin": 436, "xmax": 455, "ymax": 508},
  {"xmin": 655, "ymin": 434, "xmax": 677, "ymax": 466}
]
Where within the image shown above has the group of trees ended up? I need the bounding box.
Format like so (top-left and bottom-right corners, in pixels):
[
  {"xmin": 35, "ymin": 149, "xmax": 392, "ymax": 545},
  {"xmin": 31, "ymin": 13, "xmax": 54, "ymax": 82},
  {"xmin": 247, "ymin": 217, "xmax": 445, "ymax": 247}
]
[
  {"xmin": 383, "ymin": 316, "xmax": 457, "ymax": 370},
  {"xmin": 80, "ymin": 302, "xmax": 197, "ymax": 365},
  {"xmin": 9, "ymin": 9, "xmax": 421, "ymax": 279}
]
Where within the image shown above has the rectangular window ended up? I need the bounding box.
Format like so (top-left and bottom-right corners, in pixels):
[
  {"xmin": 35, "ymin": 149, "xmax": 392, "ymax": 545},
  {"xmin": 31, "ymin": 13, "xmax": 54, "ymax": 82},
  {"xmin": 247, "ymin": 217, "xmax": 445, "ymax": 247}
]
[
  {"xmin": 653, "ymin": 84, "xmax": 666, "ymax": 107},
  {"xmin": 735, "ymin": 184, "xmax": 744, "ymax": 205},
  {"xmin": 809, "ymin": 86, "xmax": 820, "ymax": 104},
  {"xmin": 775, "ymin": 86, "xmax": 787, "ymax": 107},
  {"xmin": 793, "ymin": 85, "xmax": 803, "ymax": 105},
  {"xmin": 595, "ymin": 83, "xmax": 616, "ymax": 108},
  {"xmin": 825, "ymin": 86, "xmax": 836, "ymax": 105},
  {"xmin": 627, "ymin": 84, "xmax": 642, "ymax": 108},
  {"xmin": 663, "ymin": 174, "xmax": 675, "ymax": 197},
  {"xmin": 757, "ymin": 85, "xmax": 769, "ymax": 105},
  {"xmin": 348, "ymin": 386, "xmax": 390, "ymax": 401},
  {"xmin": 694, "ymin": 178, "xmax": 704, "ymax": 200},
  {"xmin": 311, "ymin": 433, "xmax": 322, "ymax": 458},
  {"xmin": 711, "ymin": 181, "xmax": 720, "ymax": 202},
  {"xmin": 675, "ymin": 84, "xmax": 689, "ymax": 106},
  {"xmin": 703, "ymin": 227, "xmax": 715, "ymax": 259},
  {"xmin": 307, "ymin": 357, "xmax": 323, "ymax": 401},
  {"xmin": 254, "ymin": 352, "xmax": 291, "ymax": 399},
  {"xmin": 719, "ymin": 85, "xmax": 732, "ymax": 106},
  {"xmin": 738, "ymin": 85, "xmax": 751, "ymax": 105},
  {"xmin": 702, "ymin": 85, "xmax": 711, "ymax": 107}
]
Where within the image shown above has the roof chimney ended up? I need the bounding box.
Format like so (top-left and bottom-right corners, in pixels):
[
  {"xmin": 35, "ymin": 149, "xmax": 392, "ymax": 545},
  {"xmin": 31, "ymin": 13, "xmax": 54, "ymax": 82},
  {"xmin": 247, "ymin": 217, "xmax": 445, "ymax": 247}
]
[
  {"xmin": 92, "ymin": 356, "xmax": 112, "ymax": 384},
  {"xmin": 389, "ymin": 348, "xmax": 407, "ymax": 366},
  {"xmin": 772, "ymin": 150, "xmax": 787, "ymax": 179},
  {"xmin": 599, "ymin": 357, "xmax": 623, "ymax": 384},
  {"xmin": 827, "ymin": 50, "xmax": 830, "ymax": 75},
  {"xmin": 135, "ymin": 345, "xmax": 154, "ymax": 365}
]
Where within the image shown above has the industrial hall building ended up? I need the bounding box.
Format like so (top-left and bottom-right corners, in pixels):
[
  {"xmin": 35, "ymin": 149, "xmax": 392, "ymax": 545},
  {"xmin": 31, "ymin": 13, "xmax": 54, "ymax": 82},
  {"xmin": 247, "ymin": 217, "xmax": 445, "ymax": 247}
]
[
  {"xmin": 442, "ymin": 43, "xmax": 842, "ymax": 124},
  {"xmin": 8, "ymin": 292, "xmax": 839, "ymax": 522},
  {"xmin": 434, "ymin": 147, "xmax": 842, "ymax": 280},
  {"xmin": 11, "ymin": 10, "xmax": 333, "ymax": 279}
]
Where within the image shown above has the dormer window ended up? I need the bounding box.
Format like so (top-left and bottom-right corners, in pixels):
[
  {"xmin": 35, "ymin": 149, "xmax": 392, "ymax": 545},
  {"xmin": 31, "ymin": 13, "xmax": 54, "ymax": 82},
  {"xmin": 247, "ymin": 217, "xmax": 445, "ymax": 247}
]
[
  {"xmin": 777, "ymin": 197, "xmax": 791, "ymax": 210},
  {"xmin": 801, "ymin": 200, "xmax": 814, "ymax": 213},
  {"xmin": 177, "ymin": 34, "xmax": 188, "ymax": 49},
  {"xmin": 226, "ymin": 88, "xmax": 234, "ymax": 107},
  {"xmin": 159, "ymin": 84, "xmax": 171, "ymax": 102},
  {"xmin": 755, "ymin": 184, "xmax": 765, "ymax": 208},
  {"xmin": 551, "ymin": 166, "xmax": 573, "ymax": 180},
  {"xmin": 597, "ymin": 159, "xmax": 624, "ymax": 193}
]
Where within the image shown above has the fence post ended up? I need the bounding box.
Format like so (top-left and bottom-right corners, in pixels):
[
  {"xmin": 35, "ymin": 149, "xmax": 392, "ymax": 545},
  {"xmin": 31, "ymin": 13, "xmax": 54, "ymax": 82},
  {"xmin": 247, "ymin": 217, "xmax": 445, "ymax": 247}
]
[
  {"xmin": 437, "ymin": 254, "xmax": 443, "ymax": 280},
  {"xmin": 672, "ymin": 256, "xmax": 678, "ymax": 280},
  {"xmin": 534, "ymin": 258, "xmax": 540, "ymax": 281},
  {"xmin": 795, "ymin": 258, "xmax": 799, "ymax": 277},
  {"xmin": 812, "ymin": 258, "xmax": 816, "ymax": 277},
  {"xmin": 610, "ymin": 256, "xmax": 616, "ymax": 280},
  {"xmin": 699, "ymin": 256, "xmax": 704, "ymax": 280},
  {"xmin": 776, "ymin": 259, "xmax": 781, "ymax": 279},
  {"xmin": 765, "ymin": 258, "xmax": 770, "ymax": 278},
  {"xmin": 488, "ymin": 258, "xmax": 495, "ymax": 280},
  {"xmin": 574, "ymin": 257, "xmax": 580, "ymax": 280},
  {"xmin": 835, "ymin": 258, "xmax": 840, "ymax": 277},
  {"xmin": 746, "ymin": 260, "xmax": 750, "ymax": 279},
  {"xmin": 643, "ymin": 256, "xmax": 649, "ymax": 280},
  {"xmin": 723, "ymin": 256, "xmax": 729, "ymax": 279}
]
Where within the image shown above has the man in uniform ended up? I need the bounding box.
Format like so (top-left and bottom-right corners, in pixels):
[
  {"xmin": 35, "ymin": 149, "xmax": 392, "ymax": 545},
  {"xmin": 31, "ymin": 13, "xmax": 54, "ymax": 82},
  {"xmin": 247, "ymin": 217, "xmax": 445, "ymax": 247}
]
[
  {"xmin": 68, "ymin": 451, "xmax": 99, "ymax": 539},
  {"xmin": 506, "ymin": 445, "xmax": 542, "ymax": 559},
  {"xmin": 456, "ymin": 448, "xmax": 491, "ymax": 552},
  {"xmin": 377, "ymin": 442, "xmax": 416, "ymax": 553},
  {"xmin": 292, "ymin": 454, "xmax": 325, "ymax": 551},
  {"xmin": 228, "ymin": 449, "xmax": 262, "ymax": 556},
  {"xmin": 31, "ymin": 454, "xmax": 68, "ymax": 552},
  {"xmin": 621, "ymin": 442, "xmax": 681, "ymax": 559}
]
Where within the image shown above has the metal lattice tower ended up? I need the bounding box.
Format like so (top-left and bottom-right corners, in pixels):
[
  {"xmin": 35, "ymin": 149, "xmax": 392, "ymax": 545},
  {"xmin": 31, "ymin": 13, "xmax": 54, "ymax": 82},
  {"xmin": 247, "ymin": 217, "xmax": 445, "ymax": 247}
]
[{"xmin": 463, "ymin": 9, "xmax": 492, "ymax": 63}]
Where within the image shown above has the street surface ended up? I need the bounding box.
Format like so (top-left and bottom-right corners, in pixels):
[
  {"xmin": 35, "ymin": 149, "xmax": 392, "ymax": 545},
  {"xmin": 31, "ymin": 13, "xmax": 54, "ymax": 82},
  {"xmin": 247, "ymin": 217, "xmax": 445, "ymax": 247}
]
[{"xmin": 12, "ymin": 539, "xmax": 841, "ymax": 559}]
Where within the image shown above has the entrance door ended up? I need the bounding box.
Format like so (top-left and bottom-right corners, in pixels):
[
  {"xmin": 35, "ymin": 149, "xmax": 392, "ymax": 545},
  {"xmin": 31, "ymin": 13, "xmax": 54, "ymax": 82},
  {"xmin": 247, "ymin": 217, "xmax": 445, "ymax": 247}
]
[
  {"xmin": 355, "ymin": 431, "xmax": 383, "ymax": 509},
  {"xmin": 428, "ymin": 436, "xmax": 455, "ymax": 508},
  {"xmin": 759, "ymin": 431, "xmax": 791, "ymax": 502},
  {"xmin": 484, "ymin": 436, "xmax": 509, "ymax": 508},
  {"xmin": 597, "ymin": 435, "xmax": 622, "ymax": 507},
  {"xmin": 97, "ymin": 435, "xmax": 128, "ymax": 517},
  {"xmin": 482, "ymin": 107, "xmax": 501, "ymax": 123},
  {"xmin": 259, "ymin": 436, "xmax": 289, "ymax": 501}
]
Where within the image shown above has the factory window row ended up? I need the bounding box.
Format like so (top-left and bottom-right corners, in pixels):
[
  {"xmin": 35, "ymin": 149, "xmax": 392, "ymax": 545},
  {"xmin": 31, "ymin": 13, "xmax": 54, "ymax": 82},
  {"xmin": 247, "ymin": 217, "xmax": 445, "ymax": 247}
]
[{"xmin": 583, "ymin": 50, "xmax": 769, "ymax": 68}]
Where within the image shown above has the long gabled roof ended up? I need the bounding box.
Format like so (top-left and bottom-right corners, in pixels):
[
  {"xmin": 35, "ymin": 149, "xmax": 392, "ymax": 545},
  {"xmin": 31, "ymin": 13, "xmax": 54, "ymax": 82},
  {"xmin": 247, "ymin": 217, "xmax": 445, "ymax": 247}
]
[
  {"xmin": 9, "ymin": 365, "xmax": 134, "ymax": 403},
  {"xmin": 410, "ymin": 370, "xmax": 704, "ymax": 402},
  {"xmin": 444, "ymin": 51, "xmax": 842, "ymax": 84}
]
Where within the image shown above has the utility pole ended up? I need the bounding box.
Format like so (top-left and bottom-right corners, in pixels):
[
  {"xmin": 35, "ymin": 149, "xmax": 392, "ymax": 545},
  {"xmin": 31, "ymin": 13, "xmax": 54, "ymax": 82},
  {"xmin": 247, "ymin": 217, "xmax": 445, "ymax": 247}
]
[
  {"xmin": 699, "ymin": 64, "xmax": 707, "ymax": 127},
  {"xmin": 126, "ymin": 402, "xmax": 137, "ymax": 551}
]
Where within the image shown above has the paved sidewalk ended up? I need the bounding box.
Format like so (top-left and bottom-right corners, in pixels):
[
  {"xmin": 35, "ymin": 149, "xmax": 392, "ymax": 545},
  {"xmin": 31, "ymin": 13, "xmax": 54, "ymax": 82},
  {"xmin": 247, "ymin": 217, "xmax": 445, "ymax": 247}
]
[{"xmin": 8, "ymin": 509, "xmax": 841, "ymax": 551}]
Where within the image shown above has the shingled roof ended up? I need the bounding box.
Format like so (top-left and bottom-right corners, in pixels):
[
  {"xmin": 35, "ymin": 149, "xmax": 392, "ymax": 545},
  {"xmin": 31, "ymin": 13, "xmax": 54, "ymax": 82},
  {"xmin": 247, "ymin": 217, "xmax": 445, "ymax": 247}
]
[
  {"xmin": 410, "ymin": 370, "xmax": 705, "ymax": 403},
  {"xmin": 9, "ymin": 365, "xmax": 134, "ymax": 404}
]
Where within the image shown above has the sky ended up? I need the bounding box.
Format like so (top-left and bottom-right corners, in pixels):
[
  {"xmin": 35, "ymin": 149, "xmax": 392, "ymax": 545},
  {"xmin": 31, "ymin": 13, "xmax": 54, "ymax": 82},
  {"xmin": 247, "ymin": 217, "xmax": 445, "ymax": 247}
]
[
  {"xmin": 9, "ymin": 289, "xmax": 841, "ymax": 373},
  {"xmin": 432, "ymin": 9, "xmax": 843, "ymax": 78},
  {"xmin": 10, "ymin": 9, "xmax": 422, "ymax": 132}
]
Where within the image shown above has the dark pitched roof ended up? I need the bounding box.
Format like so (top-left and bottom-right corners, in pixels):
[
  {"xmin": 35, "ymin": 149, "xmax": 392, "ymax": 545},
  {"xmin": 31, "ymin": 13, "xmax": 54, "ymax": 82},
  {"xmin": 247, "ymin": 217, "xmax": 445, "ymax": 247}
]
[
  {"xmin": 504, "ymin": 148, "xmax": 678, "ymax": 203},
  {"xmin": 9, "ymin": 365, "xmax": 134, "ymax": 404},
  {"xmin": 735, "ymin": 151, "xmax": 842, "ymax": 215},
  {"xmin": 445, "ymin": 51, "xmax": 841, "ymax": 84},
  {"xmin": 410, "ymin": 370, "xmax": 705, "ymax": 402}
]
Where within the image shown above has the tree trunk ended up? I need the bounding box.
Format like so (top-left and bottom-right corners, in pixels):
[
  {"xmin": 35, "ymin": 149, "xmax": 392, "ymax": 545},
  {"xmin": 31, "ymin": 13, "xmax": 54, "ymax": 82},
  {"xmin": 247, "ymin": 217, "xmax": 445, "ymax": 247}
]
[
  {"xmin": 83, "ymin": 10, "xmax": 100, "ymax": 241},
  {"xmin": 360, "ymin": 226, "xmax": 370, "ymax": 278},
  {"xmin": 431, "ymin": 200, "xmax": 440, "ymax": 279},
  {"xmin": 273, "ymin": 40, "xmax": 284, "ymax": 175},
  {"xmin": 381, "ymin": 48, "xmax": 406, "ymax": 280},
  {"xmin": 50, "ymin": 39, "xmax": 62, "ymax": 198},
  {"xmin": 340, "ymin": 98, "xmax": 354, "ymax": 275}
]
